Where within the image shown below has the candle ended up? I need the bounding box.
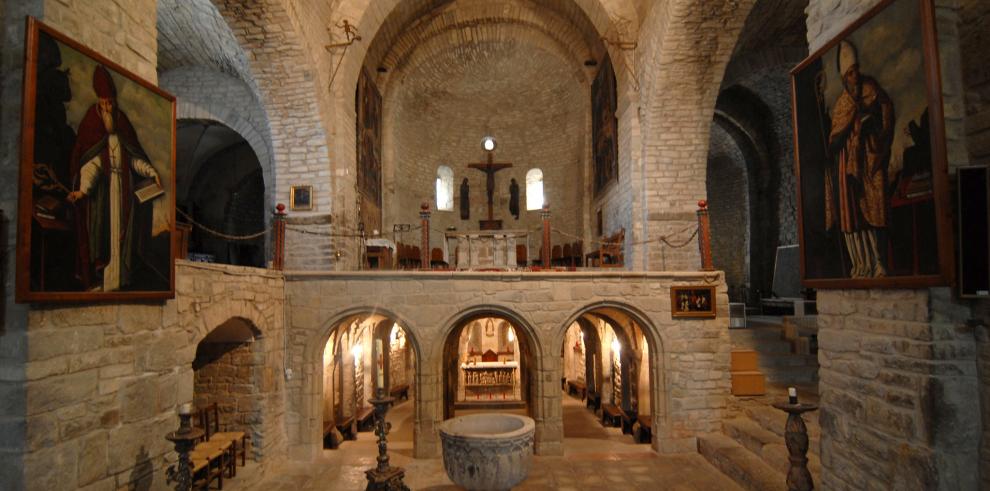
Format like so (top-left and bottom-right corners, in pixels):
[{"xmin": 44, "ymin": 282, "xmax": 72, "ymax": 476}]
[
  {"xmin": 376, "ymin": 339, "xmax": 384, "ymax": 388},
  {"xmin": 788, "ymin": 387, "xmax": 798, "ymax": 404},
  {"xmin": 178, "ymin": 402, "xmax": 193, "ymax": 416}
]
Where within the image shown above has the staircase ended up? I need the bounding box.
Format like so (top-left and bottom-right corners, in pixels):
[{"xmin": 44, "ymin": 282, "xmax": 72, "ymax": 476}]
[
  {"xmin": 701, "ymin": 315, "xmax": 822, "ymax": 490},
  {"xmin": 699, "ymin": 388, "xmax": 822, "ymax": 491},
  {"xmin": 729, "ymin": 316, "xmax": 818, "ymax": 385}
]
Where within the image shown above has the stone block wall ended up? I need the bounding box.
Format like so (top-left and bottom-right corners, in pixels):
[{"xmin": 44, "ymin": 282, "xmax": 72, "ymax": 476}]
[
  {"xmin": 282, "ymin": 271, "xmax": 731, "ymax": 460},
  {"xmin": 961, "ymin": 0, "xmax": 990, "ymax": 163},
  {"xmin": 17, "ymin": 262, "xmax": 286, "ymax": 490},
  {"xmin": 816, "ymin": 289, "xmax": 980, "ymax": 489}
]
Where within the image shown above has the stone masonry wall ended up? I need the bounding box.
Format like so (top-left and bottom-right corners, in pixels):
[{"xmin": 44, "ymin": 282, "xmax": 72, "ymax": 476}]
[
  {"xmin": 807, "ymin": 0, "xmax": 982, "ymax": 488},
  {"xmin": 19, "ymin": 262, "xmax": 286, "ymax": 490},
  {"xmin": 283, "ymin": 270, "xmax": 730, "ymax": 460}
]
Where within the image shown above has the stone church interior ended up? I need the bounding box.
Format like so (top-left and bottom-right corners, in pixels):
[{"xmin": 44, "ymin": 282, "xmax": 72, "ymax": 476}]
[{"xmin": 0, "ymin": 0, "xmax": 989, "ymax": 490}]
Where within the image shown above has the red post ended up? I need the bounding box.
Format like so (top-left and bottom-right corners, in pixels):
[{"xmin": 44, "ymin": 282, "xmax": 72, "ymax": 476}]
[
  {"xmin": 541, "ymin": 204, "xmax": 551, "ymax": 269},
  {"xmin": 420, "ymin": 202, "xmax": 431, "ymax": 269},
  {"xmin": 697, "ymin": 200, "xmax": 714, "ymax": 271},
  {"xmin": 273, "ymin": 203, "xmax": 286, "ymax": 270}
]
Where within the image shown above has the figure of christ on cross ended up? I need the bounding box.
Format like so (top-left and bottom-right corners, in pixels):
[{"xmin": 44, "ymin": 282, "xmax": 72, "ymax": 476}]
[{"xmin": 468, "ymin": 152, "xmax": 512, "ymax": 230}]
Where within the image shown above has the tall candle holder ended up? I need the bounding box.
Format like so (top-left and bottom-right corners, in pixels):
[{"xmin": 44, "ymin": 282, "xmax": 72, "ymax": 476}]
[
  {"xmin": 165, "ymin": 403, "xmax": 204, "ymax": 491},
  {"xmin": 365, "ymin": 387, "xmax": 409, "ymax": 490},
  {"xmin": 773, "ymin": 395, "xmax": 819, "ymax": 491}
]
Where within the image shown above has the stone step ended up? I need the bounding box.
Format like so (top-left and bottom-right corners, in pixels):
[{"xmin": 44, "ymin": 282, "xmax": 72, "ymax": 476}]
[
  {"xmin": 698, "ymin": 433, "xmax": 787, "ymax": 491},
  {"xmin": 761, "ymin": 367, "xmax": 818, "ymax": 385},
  {"xmin": 723, "ymin": 418, "xmax": 822, "ymax": 479}
]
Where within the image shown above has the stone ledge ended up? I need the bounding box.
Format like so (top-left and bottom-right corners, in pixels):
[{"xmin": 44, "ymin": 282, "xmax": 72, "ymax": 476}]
[{"xmin": 283, "ymin": 270, "xmax": 725, "ymax": 281}]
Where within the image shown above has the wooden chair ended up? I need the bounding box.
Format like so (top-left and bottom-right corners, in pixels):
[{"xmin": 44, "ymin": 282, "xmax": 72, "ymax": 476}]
[
  {"xmin": 430, "ymin": 248, "xmax": 448, "ymax": 269},
  {"xmin": 188, "ymin": 447, "xmax": 224, "ymax": 490},
  {"xmin": 562, "ymin": 244, "xmax": 572, "ymax": 267},
  {"xmin": 515, "ymin": 244, "xmax": 528, "ymax": 268},
  {"xmin": 571, "ymin": 241, "xmax": 583, "ymax": 267},
  {"xmin": 586, "ymin": 228, "xmax": 625, "ymax": 267},
  {"xmin": 201, "ymin": 404, "xmax": 248, "ymax": 474},
  {"xmin": 551, "ymin": 245, "xmax": 563, "ymax": 266}
]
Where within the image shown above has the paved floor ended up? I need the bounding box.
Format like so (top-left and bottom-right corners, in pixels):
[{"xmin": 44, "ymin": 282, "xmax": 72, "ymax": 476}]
[{"xmin": 238, "ymin": 393, "xmax": 742, "ymax": 490}]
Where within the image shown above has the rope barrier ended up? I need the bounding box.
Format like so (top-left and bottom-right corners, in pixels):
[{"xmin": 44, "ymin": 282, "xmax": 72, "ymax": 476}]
[
  {"xmin": 284, "ymin": 226, "xmax": 365, "ymax": 238},
  {"xmin": 177, "ymin": 209, "xmax": 267, "ymax": 241},
  {"xmin": 549, "ymin": 224, "xmax": 699, "ymax": 249}
]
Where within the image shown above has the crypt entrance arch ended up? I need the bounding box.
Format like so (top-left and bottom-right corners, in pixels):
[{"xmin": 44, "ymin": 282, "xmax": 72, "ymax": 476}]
[
  {"xmin": 441, "ymin": 309, "xmax": 540, "ymax": 420},
  {"xmin": 315, "ymin": 310, "xmax": 420, "ymax": 453},
  {"xmin": 557, "ymin": 302, "xmax": 666, "ymax": 451}
]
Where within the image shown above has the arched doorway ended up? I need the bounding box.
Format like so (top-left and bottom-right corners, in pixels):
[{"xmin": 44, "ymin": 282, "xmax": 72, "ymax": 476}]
[
  {"xmin": 560, "ymin": 307, "xmax": 657, "ymax": 448},
  {"xmin": 442, "ymin": 314, "xmax": 536, "ymax": 419},
  {"xmin": 176, "ymin": 119, "xmax": 266, "ymax": 267},
  {"xmin": 192, "ymin": 317, "xmax": 265, "ymax": 462},
  {"xmin": 320, "ymin": 314, "xmax": 416, "ymax": 450}
]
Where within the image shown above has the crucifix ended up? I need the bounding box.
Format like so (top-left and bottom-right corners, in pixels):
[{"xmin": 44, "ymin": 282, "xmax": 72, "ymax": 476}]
[{"xmin": 468, "ymin": 151, "xmax": 512, "ymax": 230}]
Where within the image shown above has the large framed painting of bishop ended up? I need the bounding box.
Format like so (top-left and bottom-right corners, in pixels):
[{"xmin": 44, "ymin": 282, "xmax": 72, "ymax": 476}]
[
  {"xmin": 790, "ymin": 0, "xmax": 953, "ymax": 289},
  {"xmin": 16, "ymin": 17, "xmax": 176, "ymax": 302}
]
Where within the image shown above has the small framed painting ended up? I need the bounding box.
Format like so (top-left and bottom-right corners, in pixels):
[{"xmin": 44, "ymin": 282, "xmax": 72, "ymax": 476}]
[
  {"xmin": 670, "ymin": 285, "xmax": 716, "ymax": 319},
  {"xmin": 290, "ymin": 185, "xmax": 313, "ymax": 211}
]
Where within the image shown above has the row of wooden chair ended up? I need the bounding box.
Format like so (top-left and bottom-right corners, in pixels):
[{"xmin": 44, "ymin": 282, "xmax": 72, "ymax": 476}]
[
  {"xmin": 396, "ymin": 242, "xmax": 453, "ymax": 269},
  {"xmin": 190, "ymin": 403, "xmax": 250, "ymax": 490}
]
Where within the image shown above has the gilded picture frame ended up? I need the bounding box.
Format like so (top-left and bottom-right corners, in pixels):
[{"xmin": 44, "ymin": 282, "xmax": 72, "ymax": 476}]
[
  {"xmin": 16, "ymin": 18, "xmax": 176, "ymax": 302},
  {"xmin": 790, "ymin": 0, "xmax": 954, "ymax": 289},
  {"xmin": 670, "ymin": 285, "xmax": 716, "ymax": 319}
]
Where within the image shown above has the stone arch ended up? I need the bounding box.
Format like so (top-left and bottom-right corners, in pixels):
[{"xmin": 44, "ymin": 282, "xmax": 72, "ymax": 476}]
[
  {"xmin": 161, "ymin": 67, "xmax": 275, "ymax": 217},
  {"xmin": 433, "ymin": 304, "xmax": 553, "ymax": 452},
  {"xmin": 708, "ymin": 84, "xmax": 782, "ymax": 303},
  {"xmin": 206, "ymin": 0, "xmax": 334, "ymax": 220},
  {"xmin": 326, "ymin": 0, "xmax": 637, "ymax": 248},
  {"xmin": 636, "ymin": 0, "xmax": 756, "ymax": 270},
  {"xmin": 296, "ymin": 306, "xmax": 427, "ymax": 458},
  {"xmin": 554, "ymin": 300, "xmax": 669, "ymax": 452},
  {"xmin": 434, "ymin": 304, "xmax": 544, "ymax": 371}
]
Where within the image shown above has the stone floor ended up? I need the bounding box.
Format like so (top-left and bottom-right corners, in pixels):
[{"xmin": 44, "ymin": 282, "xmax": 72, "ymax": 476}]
[{"xmin": 237, "ymin": 393, "xmax": 742, "ymax": 490}]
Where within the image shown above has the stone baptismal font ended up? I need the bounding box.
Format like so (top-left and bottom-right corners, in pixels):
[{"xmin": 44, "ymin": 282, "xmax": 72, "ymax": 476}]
[{"xmin": 438, "ymin": 413, "xmax": 536, "ymax": 491}]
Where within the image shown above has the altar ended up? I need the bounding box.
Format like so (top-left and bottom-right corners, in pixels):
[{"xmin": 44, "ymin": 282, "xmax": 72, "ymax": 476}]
[
  {"xmin": 461, "ymin": 361, "xmax": 519, "ymax": 401},
  {"xmin": 443, "ymin": 230, "xmax": 530, "ymax": 270}
]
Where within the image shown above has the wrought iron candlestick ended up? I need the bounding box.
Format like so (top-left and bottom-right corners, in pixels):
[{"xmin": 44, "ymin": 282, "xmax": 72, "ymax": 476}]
[
  {"xmin": 773, "ymin": 399, "xmax": 819, "ymax": 491},
  {"xmin": 166, "ymin": 403, "xmax": 204, "ymax": 491},
  {"xmin": 365, "ymin": 388, "xmax": 409, "ymax": 491}
]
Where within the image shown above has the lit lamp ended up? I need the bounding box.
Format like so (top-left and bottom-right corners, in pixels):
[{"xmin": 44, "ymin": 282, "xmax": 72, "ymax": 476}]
[
  {"xmin": 352, "ymin": 343, "xmax": 363, "ymax": 367},
  {"xmin": 482, "ymin": 136, "xmax": 497, "ymax": 152},
  {"xmin": 165, "ymin": 403, "xmax": 204, "ymax": 491}
]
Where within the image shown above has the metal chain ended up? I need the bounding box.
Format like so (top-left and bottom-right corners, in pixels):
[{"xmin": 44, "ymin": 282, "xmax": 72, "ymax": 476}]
[{"xmin": 177, "ymin": 209, "xmax": 267, "ymax": 241}]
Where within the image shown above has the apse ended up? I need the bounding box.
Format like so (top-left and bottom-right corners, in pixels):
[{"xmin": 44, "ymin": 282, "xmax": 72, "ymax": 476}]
[{"xmin": 356, "ymin": 0, "xmax": 608, "ymax": 260}]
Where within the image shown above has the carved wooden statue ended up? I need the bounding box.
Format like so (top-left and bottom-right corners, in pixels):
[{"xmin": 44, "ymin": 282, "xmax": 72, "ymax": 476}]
[
  {"xmin": 509, "ymin": 178, "xmax": 520, "ymax": 220},
  {"xmin": 459, "ymin": 178, "xmax": 470, "ymax": 220}
]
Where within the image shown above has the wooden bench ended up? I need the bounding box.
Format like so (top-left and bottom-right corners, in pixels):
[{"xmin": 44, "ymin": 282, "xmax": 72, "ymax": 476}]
[
  {"xmin": 634, "ymin": 414, "xmax": 653, "ymax": 444},
  {"xmin": 566, "ymin": 380, "xmax": 587, "ymax": 400},
  {"xmin": 356, "ymin": 406, "xmax": 376, "ymax": 432},
  {"xmin": 586, "ymin": 391, "xmax": 601, "ymax": 411},
  {"xmin": 585, "ymin": 228, "xmax": 624, "ymax": 267},
  {"xmin": 601, "ymin": 403, "xmax": 623, "ymax": 427},
  {"xmin": 336, "ymin": 415, "xmax": 356, "ymax": 440},
  {"xmin": 621, "ymin": 409, "xmax": 637, "ymax": 435},
  {"xmin": 390, "ymin": 383, "xmax": 410, "ymax": 401}
]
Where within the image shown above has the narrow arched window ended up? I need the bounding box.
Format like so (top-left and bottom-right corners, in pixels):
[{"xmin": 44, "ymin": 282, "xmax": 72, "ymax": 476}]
[
  {"xmin": 436, "ymin": 165, "xmax": 454, "ymax": 211},
  {"xmin": 526, "ymin": 168, "xmax": 544, "ymax": 210}
]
